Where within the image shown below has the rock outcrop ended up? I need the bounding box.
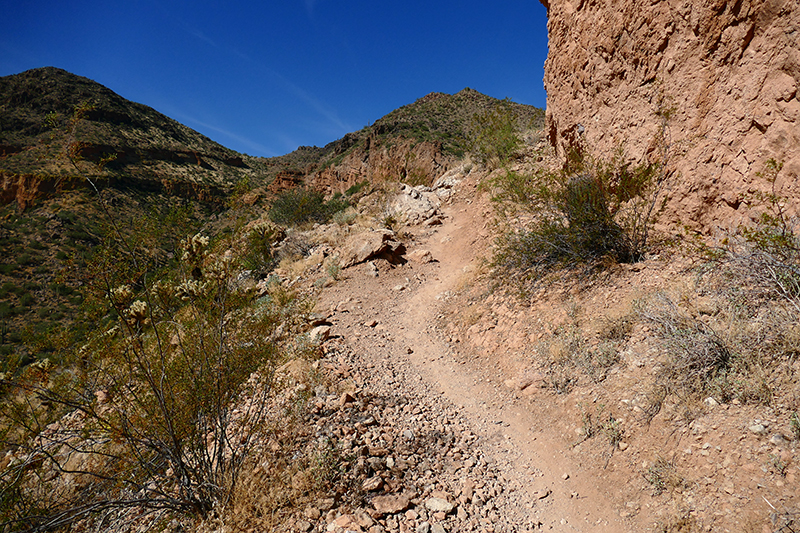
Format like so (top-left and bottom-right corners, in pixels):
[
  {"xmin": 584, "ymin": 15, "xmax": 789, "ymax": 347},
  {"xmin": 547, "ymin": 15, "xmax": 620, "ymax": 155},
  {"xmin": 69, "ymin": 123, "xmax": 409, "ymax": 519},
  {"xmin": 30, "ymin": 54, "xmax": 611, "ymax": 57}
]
[
  {"xmin": 541, "ymin": 0, "xmax": 799, "ymax": 232},
  {"xmin": 310, "ymin": 136, "xmax": 451, "ymax": 196}
]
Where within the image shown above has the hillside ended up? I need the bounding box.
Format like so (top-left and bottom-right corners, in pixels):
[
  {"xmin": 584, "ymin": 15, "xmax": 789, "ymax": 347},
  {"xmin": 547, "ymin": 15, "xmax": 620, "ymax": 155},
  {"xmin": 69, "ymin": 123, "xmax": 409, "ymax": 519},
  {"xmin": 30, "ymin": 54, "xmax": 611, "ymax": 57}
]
[
  {"xmin": 0, "ymin": 66, "xmax": 541, "ymax": 389},
  {"xmin": 0, "ymin": 68, "xmax": 280, "ymax": 215}
]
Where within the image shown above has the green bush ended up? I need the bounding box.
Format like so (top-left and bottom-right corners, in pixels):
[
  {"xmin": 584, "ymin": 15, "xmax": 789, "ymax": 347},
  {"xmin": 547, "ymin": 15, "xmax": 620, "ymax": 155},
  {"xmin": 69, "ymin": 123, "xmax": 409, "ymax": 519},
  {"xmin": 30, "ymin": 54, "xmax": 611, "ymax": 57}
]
[
  {"xmin": 268, "ymin": 187, "xmax": 349, "ymax": 227},
  {"xmin": 470, "ymin": 98, "xmax": 523, "ymax": 168},
  {"xmin": 491, "ymin": 148, "xmax": 666, "ymax": 283},
  {"xmin": 241, "ymin": 221, "xmax": 284, "ymax": 275}
]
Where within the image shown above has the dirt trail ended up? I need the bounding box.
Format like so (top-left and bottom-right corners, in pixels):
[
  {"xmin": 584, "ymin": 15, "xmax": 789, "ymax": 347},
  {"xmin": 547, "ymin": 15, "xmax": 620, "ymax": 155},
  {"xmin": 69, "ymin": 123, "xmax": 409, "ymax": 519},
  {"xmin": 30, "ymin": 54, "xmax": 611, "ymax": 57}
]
[{"xmin": 319, "ymin": 176, "xmax": 649, "ymax": 531}]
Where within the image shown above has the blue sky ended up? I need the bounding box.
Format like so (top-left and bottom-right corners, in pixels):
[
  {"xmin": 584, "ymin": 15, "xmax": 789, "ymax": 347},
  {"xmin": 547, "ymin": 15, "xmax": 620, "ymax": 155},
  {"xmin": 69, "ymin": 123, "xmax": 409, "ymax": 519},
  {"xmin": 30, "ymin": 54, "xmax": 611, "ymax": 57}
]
[{"xmin": 1, "ymin": 1, "xmax": 549, "ymax": 157}]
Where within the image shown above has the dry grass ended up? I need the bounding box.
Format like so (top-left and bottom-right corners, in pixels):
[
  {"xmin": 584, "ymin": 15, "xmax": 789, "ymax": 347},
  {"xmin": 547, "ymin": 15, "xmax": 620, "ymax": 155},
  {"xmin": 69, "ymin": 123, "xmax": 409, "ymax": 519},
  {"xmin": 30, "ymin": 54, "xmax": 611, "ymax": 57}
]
[{"xmin": 645, "ymin": 457, "xmax": 686, "ymax": 496}]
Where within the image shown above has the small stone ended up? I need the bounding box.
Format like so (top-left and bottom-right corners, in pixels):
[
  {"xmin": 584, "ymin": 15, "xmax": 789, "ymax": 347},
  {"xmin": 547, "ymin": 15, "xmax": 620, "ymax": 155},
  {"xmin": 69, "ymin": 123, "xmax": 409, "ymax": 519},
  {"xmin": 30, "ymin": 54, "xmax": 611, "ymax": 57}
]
[
  {"xmin": 372, "ymin": 494, "xmax": 410, "ymax": 515},
  {"xmin": 619, "ymin": 442, "xmax": 629, "ymax": 451},
  {"xmin": 297, "ymin": 520, "xmax": 313, "ymax": 532},
  {"xmin": 534, "ymin": 489, "xmax": 551, "ymax": 499},
  {"xmin": 339, "ymin": 392, "xmax": 356, "ymax": 406},
  {"xmin": 425, "ymin": 497, "xmax": 454, "ymax": 514},
  {"xmin": 364, "ymin": 320, "xmax": 378, "ymax": 327},
  {"xmin": 561, "ymin": 473, "xmax": 570, "ymax": 480},
  {"xmin": 749, "ymin": 424, "xmax": 768, "ymax": 436},
  {"xmin": 362, "ymin": 475, "xmax": 384, "ymax": 491},
  {"xmin": 416, "ymin": 522, "xmax": 431, "ymax": 533},
  {"xmin": 770, "ymin": 433, "xmax": 788, "ymax": 446},
  {"xmin": 309, "ymin": 325, "xmax": 331, "ymax": 342},
  {"xmin": 704, "ymin": 397, "xmax": 719, "ymax": 407},
  {"xmin": 431, "ymin": 524, "xmax": 446, "ymax": 533},
  {"xmin": 408, "ymin": 249, "xmax": 434, "ymax": 263},
  {"xmin": 304, "ymin": 507, "xmax": 321, "ymax": 520}
]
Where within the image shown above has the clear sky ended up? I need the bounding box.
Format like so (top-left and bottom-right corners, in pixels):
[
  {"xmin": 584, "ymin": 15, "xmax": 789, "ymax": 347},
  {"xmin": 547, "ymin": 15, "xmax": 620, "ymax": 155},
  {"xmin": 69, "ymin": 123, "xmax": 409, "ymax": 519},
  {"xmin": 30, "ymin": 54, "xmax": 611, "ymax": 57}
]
[{"xmin": 1, "ymin": 1, "xmax": 549, "ymax": 157}]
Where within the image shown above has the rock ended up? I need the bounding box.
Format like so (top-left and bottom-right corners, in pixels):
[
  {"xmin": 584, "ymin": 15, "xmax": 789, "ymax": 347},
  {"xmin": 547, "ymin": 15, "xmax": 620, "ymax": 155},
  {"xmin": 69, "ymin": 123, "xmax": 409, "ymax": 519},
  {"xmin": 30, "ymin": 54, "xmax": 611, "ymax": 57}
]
[
  {"xmin": 408, "ymin": 249, "xmax": 434, "ymax": 263},
  {"xmin": 297, "ymin": 520, "xmax": 313, "ymax": 532},
  {"xmin": 309, "ymin": 325, "xmax": 331, "ymax": 342},
  {"xmin": 339, "ymin": 392, "xmax": 356, "ymax": 406},
  {"xmin": 542, "ymin": 0, "xmax": 800, "ymax": 233},
  {"xmin": 366, "ymin": 261, "xmax": 379, "ymax": 277},
  {"xmin": 317, "ymin": 498, "xmax": 335, "ymax": 511},
  {"xmin": 355, "ymin": 510, "xmax": 376, "ymax": 528},
  {"xmin": 416, "ymin": 522, "xmax": 431, "ymax": 533},
  {"xmin": 431, "ymin": 524, "xmax": 447, "ymax": 533},
  {"xmin": 305, "ymin": 506, "xmax": 322, "ymax": 520},
  {"xmin": 703, "ymin": 397, "xmax": 719, "ymax": 408},
  {"xmin": 388, "ymin": 185, "xmax": 441, "ymax": 226},
  {"xmin": 749, "ymin": 424, "xmax": 768, "ymax": 436},
  {"xmin": 362, "ymin": 475, "xmax": 384, "ymax": 491},
  {"xmin": 425, "ymin": 497, "xmax": 454, "ymax": 514},
  {"xmin": 329, "ymin": 514, "xmax": 363, "ymax": 532},
  {"xmin": 341, "ymin": 230, "xmax": 405, "ymax": 268},
  {"xmin": 770, "ymin": 433, "xmax": 788, "ymax": 446},
  {"xmin": 371, "ymin": 494, "xmax": 410, "ymax": 515}
]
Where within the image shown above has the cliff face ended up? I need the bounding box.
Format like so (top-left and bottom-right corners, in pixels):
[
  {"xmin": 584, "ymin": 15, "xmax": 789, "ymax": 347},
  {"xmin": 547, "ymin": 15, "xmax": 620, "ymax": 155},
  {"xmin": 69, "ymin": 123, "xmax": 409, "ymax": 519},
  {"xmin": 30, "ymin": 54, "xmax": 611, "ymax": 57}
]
[
  {"xmin": 541, "ymin": 0, "xmax": 800, "ymax": 232},
  {"xmin": 309, "ymin": 136, "xmax": 450, "ymax": 195}
]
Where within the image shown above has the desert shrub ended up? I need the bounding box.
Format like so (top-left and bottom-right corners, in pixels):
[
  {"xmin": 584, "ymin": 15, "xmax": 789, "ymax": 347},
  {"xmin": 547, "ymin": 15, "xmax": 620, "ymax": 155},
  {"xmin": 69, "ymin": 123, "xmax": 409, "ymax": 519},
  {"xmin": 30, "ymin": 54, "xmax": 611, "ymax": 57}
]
[
  {"xmin": 0, "ymin": 229, "xmax": 311, "ymax": 531},
  {"xmin": 719, "ymin": 160, "xmax": 800, "ymax": 312},
  {"xmin": 539, "ymin": 325, "xmax": 621, "ymax": 393},
  {"xmin": 332, "ymin": 207, "xmax": 358, "ymax": 226},
  {"xmin": 344, "ymin": 180, "xmax": 368, "ymax": 197},
  {"xmin": 241, "ymin": 221, "xmax": 284, "ymax": 276},
  {"xmin": 646, "ymin": 457, "xmax": 685, "ymax": 496},
  {"xmin": 637, "ymin": 294, "xmax": 732, "ymax": 415},
  {"xmin": 491, "ymin": 149, "xmax": 665, "ymax": 284},
  {"xmin": 269, "ymin": 188, "xmax": 349, "ymax": 227},
  {"xmin": 470, "ymin": 98, "xmax": 523, "ymax": 168}
]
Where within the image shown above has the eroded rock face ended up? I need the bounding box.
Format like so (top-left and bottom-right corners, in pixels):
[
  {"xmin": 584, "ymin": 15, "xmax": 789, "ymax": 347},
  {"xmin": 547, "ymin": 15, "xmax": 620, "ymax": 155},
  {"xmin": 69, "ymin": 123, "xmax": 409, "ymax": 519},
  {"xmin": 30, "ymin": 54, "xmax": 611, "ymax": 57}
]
[
  {"xmin": 541, "ymin": 0, "xmax": 800, "ymax": 232},
  {"xmin": 310, "ymin": 137, "xmax": 451, "ymax": 196}
]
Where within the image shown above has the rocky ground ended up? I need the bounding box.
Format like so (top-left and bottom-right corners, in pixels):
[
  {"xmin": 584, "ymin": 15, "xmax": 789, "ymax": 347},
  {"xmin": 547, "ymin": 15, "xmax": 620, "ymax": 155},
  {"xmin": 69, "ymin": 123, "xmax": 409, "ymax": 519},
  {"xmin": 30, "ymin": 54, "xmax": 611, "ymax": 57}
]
[{"xmin": 270, "ymin": 165, "xmax": 799, "ymax": 533}]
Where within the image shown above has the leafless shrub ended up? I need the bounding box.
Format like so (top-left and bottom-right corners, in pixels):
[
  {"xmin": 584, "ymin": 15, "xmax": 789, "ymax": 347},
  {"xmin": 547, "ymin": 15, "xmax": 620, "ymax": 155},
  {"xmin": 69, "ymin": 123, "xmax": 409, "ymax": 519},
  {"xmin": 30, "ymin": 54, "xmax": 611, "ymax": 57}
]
[
  {"xmin": 636, "ymin": 294, "xmax": 733, "ymax": 418},
  {"xmin": 645, "ymin": 456, "xmax": 685, "ymax": 496}
]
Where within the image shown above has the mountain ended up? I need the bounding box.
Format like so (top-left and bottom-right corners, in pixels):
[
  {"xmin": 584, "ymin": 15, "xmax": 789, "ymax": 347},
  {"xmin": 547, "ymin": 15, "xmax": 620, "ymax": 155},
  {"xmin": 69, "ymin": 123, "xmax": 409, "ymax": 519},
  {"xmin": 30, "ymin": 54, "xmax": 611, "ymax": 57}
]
[
  {"xmin": 0, "ymin": 66, "xmax": 543, "ymax": 370},
  {"xmin": 0, "ymin": 67, "xmax": 274, "ymax": 208}
]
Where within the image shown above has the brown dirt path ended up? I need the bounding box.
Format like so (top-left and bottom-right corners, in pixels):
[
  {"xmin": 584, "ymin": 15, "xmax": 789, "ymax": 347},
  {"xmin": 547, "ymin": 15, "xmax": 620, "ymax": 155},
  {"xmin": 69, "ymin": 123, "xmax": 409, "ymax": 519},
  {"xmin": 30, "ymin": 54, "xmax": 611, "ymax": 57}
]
[{"xmin": 319, "ymin": 174, "xmax": 650, "ymax": 531}]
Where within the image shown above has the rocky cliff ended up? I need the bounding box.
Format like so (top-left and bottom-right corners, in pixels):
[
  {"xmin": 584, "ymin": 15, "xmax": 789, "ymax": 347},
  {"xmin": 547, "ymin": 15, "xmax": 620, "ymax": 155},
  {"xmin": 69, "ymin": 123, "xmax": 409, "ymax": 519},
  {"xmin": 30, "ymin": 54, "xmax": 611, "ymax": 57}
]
[{"xmin": 541, "ymin": 0, "xmax": 799, "ymax": 233}]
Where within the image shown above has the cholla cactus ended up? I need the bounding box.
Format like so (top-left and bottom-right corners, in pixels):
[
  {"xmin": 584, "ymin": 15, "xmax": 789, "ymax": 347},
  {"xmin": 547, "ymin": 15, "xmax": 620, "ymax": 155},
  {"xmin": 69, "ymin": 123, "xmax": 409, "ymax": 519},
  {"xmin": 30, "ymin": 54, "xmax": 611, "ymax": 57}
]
[
  {"xmin": 175, "ymin": 279, "xmax": 208, "ymax": 301},
  {"xmin": 204, "ymin": 253, "xmax": 233, "ymax": 282},
  {"xmin": 124, "ymin": 300, "xmax": 149, "ymax": 327},
  {"xmin": 110, "ymin": 284, "xmax": 134, "ymax": 309},
  {"xmin": 180, "ymin": 233, "xmax": 210, "ymax": 279},
  {"xmin": 181, "ymin": 233, "xmax": 209, "ymax": 262}
]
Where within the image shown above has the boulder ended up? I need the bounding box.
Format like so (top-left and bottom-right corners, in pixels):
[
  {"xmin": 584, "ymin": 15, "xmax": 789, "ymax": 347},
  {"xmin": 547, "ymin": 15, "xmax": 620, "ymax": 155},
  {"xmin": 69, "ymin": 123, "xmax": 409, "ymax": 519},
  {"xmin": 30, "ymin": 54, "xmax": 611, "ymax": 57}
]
[{"xmin": 341, "ymin": 230, "xmax": 405, "ymax": 268}]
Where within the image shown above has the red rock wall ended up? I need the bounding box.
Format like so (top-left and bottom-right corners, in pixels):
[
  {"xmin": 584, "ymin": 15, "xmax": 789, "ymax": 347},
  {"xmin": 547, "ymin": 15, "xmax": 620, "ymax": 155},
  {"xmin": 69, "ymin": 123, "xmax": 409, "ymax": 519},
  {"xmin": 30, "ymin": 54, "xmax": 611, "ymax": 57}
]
[
  {"xmin": 309, "ymin": 138, "xmax": 451, "ymax": 196},
  {"xmin": 541, "ymin": 0, "xmax": 799, "ymax": 232}
]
